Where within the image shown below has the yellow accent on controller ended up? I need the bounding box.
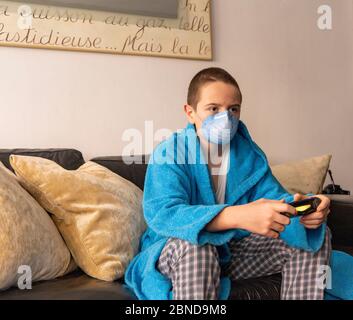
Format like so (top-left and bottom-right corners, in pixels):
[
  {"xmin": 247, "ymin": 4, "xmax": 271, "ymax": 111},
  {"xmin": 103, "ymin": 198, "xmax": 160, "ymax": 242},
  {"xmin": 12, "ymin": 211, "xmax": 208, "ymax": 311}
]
[{"xmin": 296, "ymin": 204, "xmax": 311, "ymax": 212}]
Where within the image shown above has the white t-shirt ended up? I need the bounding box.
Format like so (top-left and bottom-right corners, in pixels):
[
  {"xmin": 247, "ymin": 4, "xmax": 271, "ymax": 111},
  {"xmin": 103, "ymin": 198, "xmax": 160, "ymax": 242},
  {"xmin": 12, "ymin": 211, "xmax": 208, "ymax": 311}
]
[
  {"xmin": 215, "ymin": 146, "xmax": 230, "ymax": 204},
  {"xmin": 200, "ymin": 143, "xmax": 230, "ymax": 204}
]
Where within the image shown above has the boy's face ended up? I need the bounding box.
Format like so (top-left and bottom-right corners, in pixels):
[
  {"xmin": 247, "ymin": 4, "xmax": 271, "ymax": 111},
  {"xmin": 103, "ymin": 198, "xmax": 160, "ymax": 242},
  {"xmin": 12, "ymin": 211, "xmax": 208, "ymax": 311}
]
[{"xmin": 184, "ymin": 81, "xmax": 242, "ymax": 139}]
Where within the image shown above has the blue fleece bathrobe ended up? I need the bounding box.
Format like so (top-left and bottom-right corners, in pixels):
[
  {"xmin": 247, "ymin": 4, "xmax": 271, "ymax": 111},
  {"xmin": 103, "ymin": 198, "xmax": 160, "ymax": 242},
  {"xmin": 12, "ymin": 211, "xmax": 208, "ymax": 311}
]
[{"xmin": 124, "ymin": 120, "xmax": 353, "ymax": 300}]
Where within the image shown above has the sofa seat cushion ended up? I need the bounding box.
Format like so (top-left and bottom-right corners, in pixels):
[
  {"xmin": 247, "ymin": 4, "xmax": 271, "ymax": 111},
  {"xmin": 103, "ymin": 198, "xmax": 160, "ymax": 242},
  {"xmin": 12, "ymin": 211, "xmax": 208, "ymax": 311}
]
[
  {"xmin": 0, "ymin": 270, "xmax": 136, "ymax": 300},
  {"xmin": 0, "ymin": 269, "xmax": 283, "ymax": 300},
  {"xmin": 230, "ymin": 274, "xmax": 282, "ymax": 300}
]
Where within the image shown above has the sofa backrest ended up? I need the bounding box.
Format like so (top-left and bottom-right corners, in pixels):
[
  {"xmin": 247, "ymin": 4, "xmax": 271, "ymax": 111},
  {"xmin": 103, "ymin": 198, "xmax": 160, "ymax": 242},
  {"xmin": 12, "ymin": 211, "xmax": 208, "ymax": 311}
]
[
  {"xmin": 0, "ymin": 149, "xmax": 148, "ymax": 190},
  {"xmin": 0, "ymin": 149, "xmax": 85, "ymax": 172},
  {"xmin": 90, "ymin": 155, "xmax": 149, "ymax": 190}
]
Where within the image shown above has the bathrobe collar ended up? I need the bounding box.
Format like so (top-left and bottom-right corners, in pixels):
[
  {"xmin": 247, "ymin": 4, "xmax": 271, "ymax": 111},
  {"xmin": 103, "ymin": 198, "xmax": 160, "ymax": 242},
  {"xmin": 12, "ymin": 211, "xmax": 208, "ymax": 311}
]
[{"xmin": 184, "ymin": 120, "xmax": 269, "ymax": 206}]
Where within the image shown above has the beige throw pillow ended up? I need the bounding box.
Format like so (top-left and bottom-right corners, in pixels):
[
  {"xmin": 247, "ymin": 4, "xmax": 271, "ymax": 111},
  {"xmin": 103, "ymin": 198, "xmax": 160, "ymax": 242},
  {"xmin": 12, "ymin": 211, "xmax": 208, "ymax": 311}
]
[
  {"xmin": 10, "ymin": 156, "xmax": 146, "ymax": 282},
  {"xmin": 270, "ymin": 154, "xmax": 332, "ymax": 195},
  {"xmin": 0, "ymin": 162, "xmax": 75, "ymax": 291}
]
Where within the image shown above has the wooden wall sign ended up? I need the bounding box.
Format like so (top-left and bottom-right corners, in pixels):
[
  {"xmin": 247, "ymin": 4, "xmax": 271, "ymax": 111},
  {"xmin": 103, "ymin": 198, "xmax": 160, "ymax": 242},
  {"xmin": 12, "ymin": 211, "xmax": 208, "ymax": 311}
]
[{"xmin": 0, "ymin": 0, "xmax": 212, "ymax": 60}]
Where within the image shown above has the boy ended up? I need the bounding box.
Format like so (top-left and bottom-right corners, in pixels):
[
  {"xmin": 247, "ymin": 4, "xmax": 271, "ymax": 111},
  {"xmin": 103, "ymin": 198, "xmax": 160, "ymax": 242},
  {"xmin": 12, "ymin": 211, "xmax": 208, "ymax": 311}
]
[{"xmin": 125, "ymin": 67, "xmax": 332, "ymax": 300}]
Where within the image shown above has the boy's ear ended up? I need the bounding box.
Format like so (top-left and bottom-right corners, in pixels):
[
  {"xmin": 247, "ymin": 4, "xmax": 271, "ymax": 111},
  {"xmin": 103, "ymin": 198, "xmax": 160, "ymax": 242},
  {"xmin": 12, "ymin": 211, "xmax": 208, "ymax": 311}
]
[{"xmin": 184, "ymin": 104, "xmax": 196, "ymax": 124}]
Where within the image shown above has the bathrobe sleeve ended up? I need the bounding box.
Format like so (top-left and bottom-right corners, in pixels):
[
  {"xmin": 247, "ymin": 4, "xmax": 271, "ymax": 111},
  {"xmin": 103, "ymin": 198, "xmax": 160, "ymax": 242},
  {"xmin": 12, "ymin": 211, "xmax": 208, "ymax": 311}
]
[
  {"xmin": 142, "ymin": 158, "xmax": 241, "ymax": 246},
  {"xmin": 249, "ymin": 167, "xmax": 326, "ymax": 252}
]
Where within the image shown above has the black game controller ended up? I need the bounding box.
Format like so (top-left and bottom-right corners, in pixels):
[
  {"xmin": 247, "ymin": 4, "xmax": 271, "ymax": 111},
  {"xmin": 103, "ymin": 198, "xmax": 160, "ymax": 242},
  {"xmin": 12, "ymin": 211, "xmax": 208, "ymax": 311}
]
[{"xmin": 282, "ymin": 197, "xmax": 322, "ymax": 218}]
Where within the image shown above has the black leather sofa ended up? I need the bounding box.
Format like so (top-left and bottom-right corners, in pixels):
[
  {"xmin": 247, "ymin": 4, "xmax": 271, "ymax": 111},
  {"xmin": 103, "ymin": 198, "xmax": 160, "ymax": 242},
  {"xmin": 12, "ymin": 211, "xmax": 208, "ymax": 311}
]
[{"xmin": 0, "ymin": 148, "xmax": 352, "ymax": 300}]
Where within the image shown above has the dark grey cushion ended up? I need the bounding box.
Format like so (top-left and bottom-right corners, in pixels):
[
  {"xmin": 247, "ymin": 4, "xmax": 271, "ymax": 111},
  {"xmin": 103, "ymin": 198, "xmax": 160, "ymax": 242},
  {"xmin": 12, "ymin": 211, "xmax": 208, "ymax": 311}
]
[
  {"xmin": 0, "ymin": 148, "xmax": 85, "ymax": 172},
  {"xmin": 90, "ymin": 155, "xmax": 149, "ymax": 190}
]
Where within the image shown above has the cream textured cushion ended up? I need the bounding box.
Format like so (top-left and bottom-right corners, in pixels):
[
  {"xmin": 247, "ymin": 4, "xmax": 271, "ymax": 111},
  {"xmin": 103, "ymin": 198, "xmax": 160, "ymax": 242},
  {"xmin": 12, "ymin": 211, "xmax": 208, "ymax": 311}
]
[
  {"xmin": 270, "ymin": 154, "xmax": 332, "ymax": 195},
  {"xmin": 10, "ymin": 155, "xmax": 146, "ymax": 282},
  {"xmin": 0, "ymin": 162, "xmax": 74, "ymax": 290}
]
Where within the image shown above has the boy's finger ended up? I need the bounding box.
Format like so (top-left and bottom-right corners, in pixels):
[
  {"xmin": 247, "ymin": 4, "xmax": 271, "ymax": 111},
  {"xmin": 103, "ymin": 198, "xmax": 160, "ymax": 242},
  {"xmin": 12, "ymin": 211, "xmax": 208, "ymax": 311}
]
[
  {"xmin": 271, "ymin": 221, "xmax": 286, "ymax": 233},
  {"xmin": 314, "ymin": 195, "xmax": 330, "ymax": 211},
  {"xmin": 273, "ymin": 202, "xmax": 297, "ymax": 216},
  {"xmin": 301, "ymin": 210, "xmax": 326, "ymax": 221},
  {"xmin": 302, "ymin": 224, "xmax": 321, "ymax": 229},
  {"xmin": 293, "ymin": 193, "xmax": 306, "ymax": 201},
  {"xmin": 317, "ymin": 202, "xmax": 330, "ymax": 212},
  {"xmin": 300, "ymin": 219, "xmax": 323, "ymax": 225},
  {"xmin": 262, "ymin": 198, "xmax": 285, "ymax": 203},
  {"xmin": 274, "ymin": 212, "xmax": 291, "ymax": 225},
  {"xmin": 266, "ymin": 230, "xmax": 280, "ymax": 239}
]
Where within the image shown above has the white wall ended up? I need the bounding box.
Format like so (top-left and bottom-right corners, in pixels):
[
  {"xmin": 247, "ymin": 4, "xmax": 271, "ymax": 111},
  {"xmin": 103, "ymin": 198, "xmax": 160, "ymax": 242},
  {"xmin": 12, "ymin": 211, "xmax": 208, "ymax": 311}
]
[{"xmin": 0, "ymin": 0, "xmax": 352, "ymax": 192}]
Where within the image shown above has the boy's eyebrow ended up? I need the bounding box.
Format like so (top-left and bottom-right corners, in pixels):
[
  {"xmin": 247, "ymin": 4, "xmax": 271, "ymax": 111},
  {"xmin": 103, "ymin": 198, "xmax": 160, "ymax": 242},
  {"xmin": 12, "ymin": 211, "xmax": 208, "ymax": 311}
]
[{"xmin": 204, "ymin": 103, "xmax": 241, "ymax": 107}]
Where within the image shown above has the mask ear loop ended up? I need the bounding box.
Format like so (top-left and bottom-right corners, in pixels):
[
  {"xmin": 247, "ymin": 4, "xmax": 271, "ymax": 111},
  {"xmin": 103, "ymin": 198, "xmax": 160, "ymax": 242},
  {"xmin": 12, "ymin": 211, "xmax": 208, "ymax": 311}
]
[
  {"xmin": 191, "ymin": 110, "xmax": 213, "ymax": 166},
  {"xmin": 192, "ymin": 109, "xmax": 203, "ymax": 123},
  {"xmin": 192, "ymin": 110, "xmax": 207, "ymax": 139}
]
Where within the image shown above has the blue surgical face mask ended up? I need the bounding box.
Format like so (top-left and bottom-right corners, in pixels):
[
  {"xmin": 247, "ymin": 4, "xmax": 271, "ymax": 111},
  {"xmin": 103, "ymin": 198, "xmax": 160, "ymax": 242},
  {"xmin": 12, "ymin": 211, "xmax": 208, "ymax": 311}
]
[{"xmin": 198, "ymin": 111, "xmax": 239, "ymax": 145}]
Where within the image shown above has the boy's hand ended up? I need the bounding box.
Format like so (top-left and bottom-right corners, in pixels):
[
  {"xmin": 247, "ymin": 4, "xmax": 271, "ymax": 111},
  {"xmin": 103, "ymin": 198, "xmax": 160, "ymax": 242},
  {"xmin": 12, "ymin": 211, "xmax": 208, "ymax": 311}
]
[
  {"xmin": 293, "ymin": 193, "xmax": 331, "ymax": 229},
  {"xmin": 236, "ymin": 198, "xmax": 294, "ymax": 239}
]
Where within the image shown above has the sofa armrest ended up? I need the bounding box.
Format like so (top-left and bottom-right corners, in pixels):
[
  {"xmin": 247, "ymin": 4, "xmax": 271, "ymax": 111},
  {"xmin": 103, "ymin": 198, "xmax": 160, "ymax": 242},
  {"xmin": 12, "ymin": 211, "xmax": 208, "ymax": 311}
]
[{"xmin": 326, "ymin": 195, "xmax": 353, "ymax": 251}]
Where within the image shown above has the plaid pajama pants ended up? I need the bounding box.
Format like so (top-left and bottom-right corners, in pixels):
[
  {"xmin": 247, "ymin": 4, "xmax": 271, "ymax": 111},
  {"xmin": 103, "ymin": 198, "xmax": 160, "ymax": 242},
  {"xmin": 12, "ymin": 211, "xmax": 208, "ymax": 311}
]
[{"xmin": 157, "ymin": 227, "xmax": 332, "ymax": 300}]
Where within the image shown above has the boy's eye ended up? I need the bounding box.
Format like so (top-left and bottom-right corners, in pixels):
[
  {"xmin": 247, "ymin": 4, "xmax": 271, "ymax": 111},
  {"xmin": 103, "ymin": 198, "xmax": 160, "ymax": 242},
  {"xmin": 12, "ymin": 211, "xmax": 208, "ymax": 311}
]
[
  {"xmin": 230, "ymin": 106, "xmax": 240, "ymax": 113},
  {"xmin": 210, "ymin": 106, "xmax": 218, "ymax": 112}
]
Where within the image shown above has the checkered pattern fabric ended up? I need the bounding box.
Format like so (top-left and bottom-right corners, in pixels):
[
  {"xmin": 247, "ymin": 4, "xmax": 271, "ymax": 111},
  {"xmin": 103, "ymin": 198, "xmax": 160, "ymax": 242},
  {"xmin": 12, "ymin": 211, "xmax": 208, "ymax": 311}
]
[
  {"xmin": 157, "ymin": 227, "xmax": 332, "ymax": 300},
  {"xmin": 157, "ymin": 238, "xmax": 221, "ymax": 299}
]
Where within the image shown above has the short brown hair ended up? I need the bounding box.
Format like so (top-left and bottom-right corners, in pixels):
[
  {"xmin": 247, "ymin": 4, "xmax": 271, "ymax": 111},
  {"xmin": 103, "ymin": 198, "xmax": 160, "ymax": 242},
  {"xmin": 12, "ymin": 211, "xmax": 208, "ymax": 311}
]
[{"xmin": 187, "ymin": 67, "xmax": 242, "ymax": 109}]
